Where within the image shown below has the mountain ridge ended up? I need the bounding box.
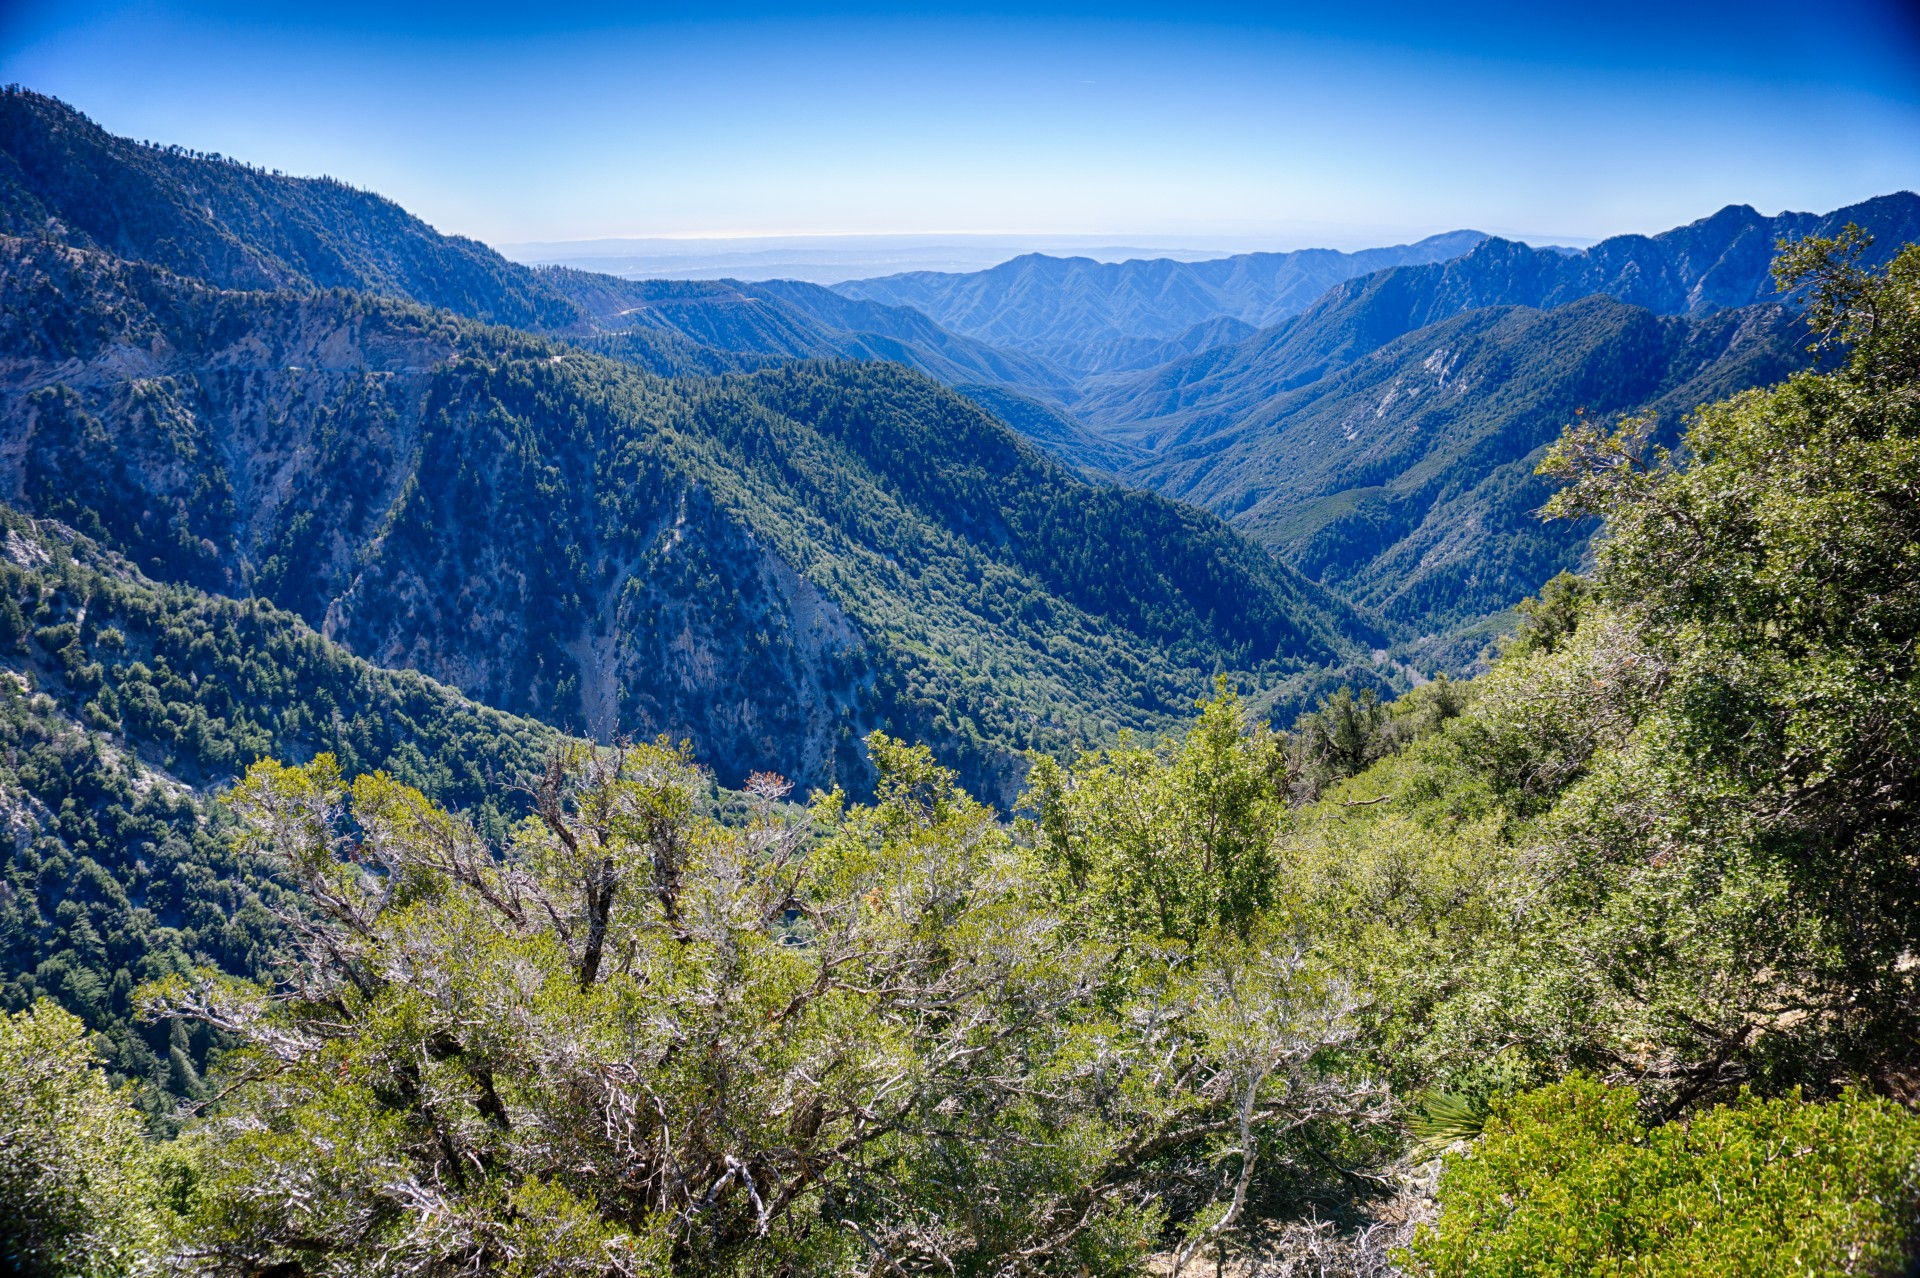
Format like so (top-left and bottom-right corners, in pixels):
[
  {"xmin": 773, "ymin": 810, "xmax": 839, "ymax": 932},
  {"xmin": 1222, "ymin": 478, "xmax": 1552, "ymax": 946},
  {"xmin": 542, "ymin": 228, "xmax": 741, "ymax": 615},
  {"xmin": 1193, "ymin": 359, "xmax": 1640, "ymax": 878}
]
[
  {"xmin": 549, "ymin": 271, "xmax": 1072, "ymax": 392},
  {"xmin": 1076, "ymin": 192, "xmax": 1920, "ymax": 442},
  {"xmin": 0, "ymin": 87, "xmax": 1093, "ymax": 445},
  {"xmin": 0, "ymin": 85, "xmax": 582, "ymax": 330},
  {"xmin": 1127, "ymin": 295, "xmax": 1811, "ymax": 637}
]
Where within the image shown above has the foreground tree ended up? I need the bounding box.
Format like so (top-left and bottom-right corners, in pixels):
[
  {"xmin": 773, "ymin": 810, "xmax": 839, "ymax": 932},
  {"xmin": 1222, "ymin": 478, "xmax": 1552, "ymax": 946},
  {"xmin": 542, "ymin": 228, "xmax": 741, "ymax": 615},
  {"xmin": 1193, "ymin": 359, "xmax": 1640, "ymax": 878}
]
[
  {"xmin": 1023, "ymin": 684, "xmax": 1288, "ymax": 943},
  {"xmin": 149, "ymin": 728, "xmax": 1372, "ymax": 1277},
  {"xmin": 1520, "ymin": 227, "xmax": 1920, "ymax": 1098}
]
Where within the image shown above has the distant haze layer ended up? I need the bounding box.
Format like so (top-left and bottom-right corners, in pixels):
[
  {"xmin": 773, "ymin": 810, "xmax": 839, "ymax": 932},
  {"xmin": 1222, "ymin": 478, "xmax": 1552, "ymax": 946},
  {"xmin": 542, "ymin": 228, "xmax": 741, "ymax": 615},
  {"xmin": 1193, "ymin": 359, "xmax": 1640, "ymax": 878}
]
[{"xmin": 497, "ymin": 233, "xmax": 1580, "ymax": 285}]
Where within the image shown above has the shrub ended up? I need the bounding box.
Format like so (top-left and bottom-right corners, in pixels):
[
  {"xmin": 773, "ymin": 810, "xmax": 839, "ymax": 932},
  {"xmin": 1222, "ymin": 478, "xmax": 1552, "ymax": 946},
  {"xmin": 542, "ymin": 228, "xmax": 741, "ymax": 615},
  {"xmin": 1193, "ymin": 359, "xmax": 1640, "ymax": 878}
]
[
  {"xmin": 0, "ymin": 1000, "xmax": 169, "ymax": 1277},
  {"xmin": 1408, "ymin": 1073, "xmax": 1920, "ymax": 1277}
]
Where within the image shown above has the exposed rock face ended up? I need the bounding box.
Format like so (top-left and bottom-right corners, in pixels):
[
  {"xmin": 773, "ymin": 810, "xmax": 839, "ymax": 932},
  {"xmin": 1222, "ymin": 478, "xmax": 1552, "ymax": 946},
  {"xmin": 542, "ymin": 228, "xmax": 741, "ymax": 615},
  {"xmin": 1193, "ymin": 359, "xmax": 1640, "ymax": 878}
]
[
  {"xmin": 330, "ymin": 465, "xmax": 874, "ymax": 788},
  {"xmin": 581, "ymin": 504, "xmax": 869, "ymax": 778}
]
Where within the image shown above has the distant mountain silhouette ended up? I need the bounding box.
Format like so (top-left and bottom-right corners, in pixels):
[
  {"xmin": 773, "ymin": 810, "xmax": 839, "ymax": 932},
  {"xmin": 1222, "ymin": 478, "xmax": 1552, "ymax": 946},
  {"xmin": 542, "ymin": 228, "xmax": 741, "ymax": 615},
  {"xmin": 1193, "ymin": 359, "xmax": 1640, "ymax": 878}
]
[{"xmin": 543, "ymin": 270, "xmax": 1068, "ymax": 390}]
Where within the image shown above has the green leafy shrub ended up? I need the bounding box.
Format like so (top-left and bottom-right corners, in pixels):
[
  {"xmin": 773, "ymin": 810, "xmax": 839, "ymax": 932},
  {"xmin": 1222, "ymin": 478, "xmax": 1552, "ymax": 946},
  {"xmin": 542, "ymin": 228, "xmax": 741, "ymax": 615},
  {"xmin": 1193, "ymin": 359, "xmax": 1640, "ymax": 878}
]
[
  {"xmin": 1023, "ymin": 681, "xmax": 1288, "ymax": 942},
  {"xmin": 1408, "ymin": 1074, "xmax": 1920, "ymax": 1277},
  {"xmin": 0, "ymin": 515, "xmax": 560, "ymax": 1115},
  {"xmin": 0, "ymin": 1000, "xmax": 170, "ymax": 1277}
]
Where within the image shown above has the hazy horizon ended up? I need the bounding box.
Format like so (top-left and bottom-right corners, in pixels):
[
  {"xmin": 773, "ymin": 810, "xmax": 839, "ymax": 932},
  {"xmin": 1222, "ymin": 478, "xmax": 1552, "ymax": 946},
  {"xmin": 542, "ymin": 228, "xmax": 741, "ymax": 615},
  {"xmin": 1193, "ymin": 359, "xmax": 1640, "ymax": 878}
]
[{"xmin": 497, "ymin": 229, "xmax": 1556, "ymax": 284}]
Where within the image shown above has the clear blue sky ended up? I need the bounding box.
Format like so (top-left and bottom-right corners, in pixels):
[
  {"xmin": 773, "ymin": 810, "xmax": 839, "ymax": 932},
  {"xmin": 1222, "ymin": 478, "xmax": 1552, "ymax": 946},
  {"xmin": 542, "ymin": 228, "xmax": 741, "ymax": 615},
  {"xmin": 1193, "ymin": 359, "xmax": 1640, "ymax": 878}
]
[{"xmin": 4, "ymin": 0, "xmax": 1918, "ymax": 249}]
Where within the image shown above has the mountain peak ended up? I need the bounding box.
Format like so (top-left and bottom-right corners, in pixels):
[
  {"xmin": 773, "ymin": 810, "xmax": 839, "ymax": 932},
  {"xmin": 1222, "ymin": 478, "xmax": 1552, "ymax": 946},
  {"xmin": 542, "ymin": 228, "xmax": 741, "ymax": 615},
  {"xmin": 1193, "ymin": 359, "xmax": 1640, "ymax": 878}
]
[{"xmin": 0, "ymin": 88, "xmax": 583, "ymax": 329}]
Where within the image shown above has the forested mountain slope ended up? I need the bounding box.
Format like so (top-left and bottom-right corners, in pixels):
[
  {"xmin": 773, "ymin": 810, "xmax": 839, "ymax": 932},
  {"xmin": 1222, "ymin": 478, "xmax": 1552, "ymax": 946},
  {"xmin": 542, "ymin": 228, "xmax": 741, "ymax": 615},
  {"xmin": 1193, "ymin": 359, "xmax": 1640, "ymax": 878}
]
[
  {"xmin": 832, "ymin": 232, "xmax": 1488, "ymax": 374},
  {"xmin": 1132, "ymin": 297, "xmax": 1810, "ymax": 634},
  {"xmin": 0, "ymin": 235, "xmax": 1369, "ymax": 805},
  {"xmin": 0, "ymin": 87, "xmax": 580, "ymax": 330},
  {"xmin": 0, "ymin": 511, "xmax": 559, "ymax": 1112},
  {"xmin": 1025, "ymin": 196, "xmax": 1914, "ymax": 655},
  {"xmin": 949, "ymin": 382, "xmax": 1145, "ymax": 473}
]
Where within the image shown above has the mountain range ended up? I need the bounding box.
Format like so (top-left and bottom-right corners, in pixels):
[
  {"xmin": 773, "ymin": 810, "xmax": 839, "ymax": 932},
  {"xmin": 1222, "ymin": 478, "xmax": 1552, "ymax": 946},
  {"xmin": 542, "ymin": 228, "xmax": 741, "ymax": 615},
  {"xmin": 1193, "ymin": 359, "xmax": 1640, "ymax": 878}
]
[
  {"xmin": 1075, "ymin": 195, "xmax": 1920, "ymax": 441},
  {"xmin": 5, "ymin": 86, "xmax": 1910, "ymax": 757},
  {"xmin": 8, "ymin": 86, "xmax": 1910, "ymax": 695},
  {"xmin": 0, "ymin": 90, "xmax": 1062, "ymax": 398},
  {"xmin": 820, "ymin": 198, "xmax": 1918, "ymax": 654},
  {"xmin": 1040, "ymin": 193, "xmax": 1920, "ymax": 650},
  {"xmin": 833, "ymin": 233, "xmax": 1489, "ymax": 375}
]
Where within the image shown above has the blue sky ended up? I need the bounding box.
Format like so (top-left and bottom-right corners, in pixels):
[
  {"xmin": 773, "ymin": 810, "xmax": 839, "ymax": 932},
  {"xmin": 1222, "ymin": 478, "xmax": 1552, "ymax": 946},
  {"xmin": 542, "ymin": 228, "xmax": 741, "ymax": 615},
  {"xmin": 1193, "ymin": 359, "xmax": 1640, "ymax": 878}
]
[{"xmin": 4, "ymin": 0, "xmax": 1918, "ymax": 249}]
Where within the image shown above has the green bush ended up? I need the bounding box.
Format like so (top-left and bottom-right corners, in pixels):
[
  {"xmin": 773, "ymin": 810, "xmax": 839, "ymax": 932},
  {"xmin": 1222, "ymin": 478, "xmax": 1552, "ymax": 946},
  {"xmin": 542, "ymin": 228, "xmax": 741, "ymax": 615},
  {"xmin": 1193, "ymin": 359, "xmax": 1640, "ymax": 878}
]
[
  {"xmin": 0, "ymin": 1000, "xmax": 170, "ymax": 1277},
  {"xmin": 1408, "ymin": 1074, "xmax": 1920, "ymax": 1277}
]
